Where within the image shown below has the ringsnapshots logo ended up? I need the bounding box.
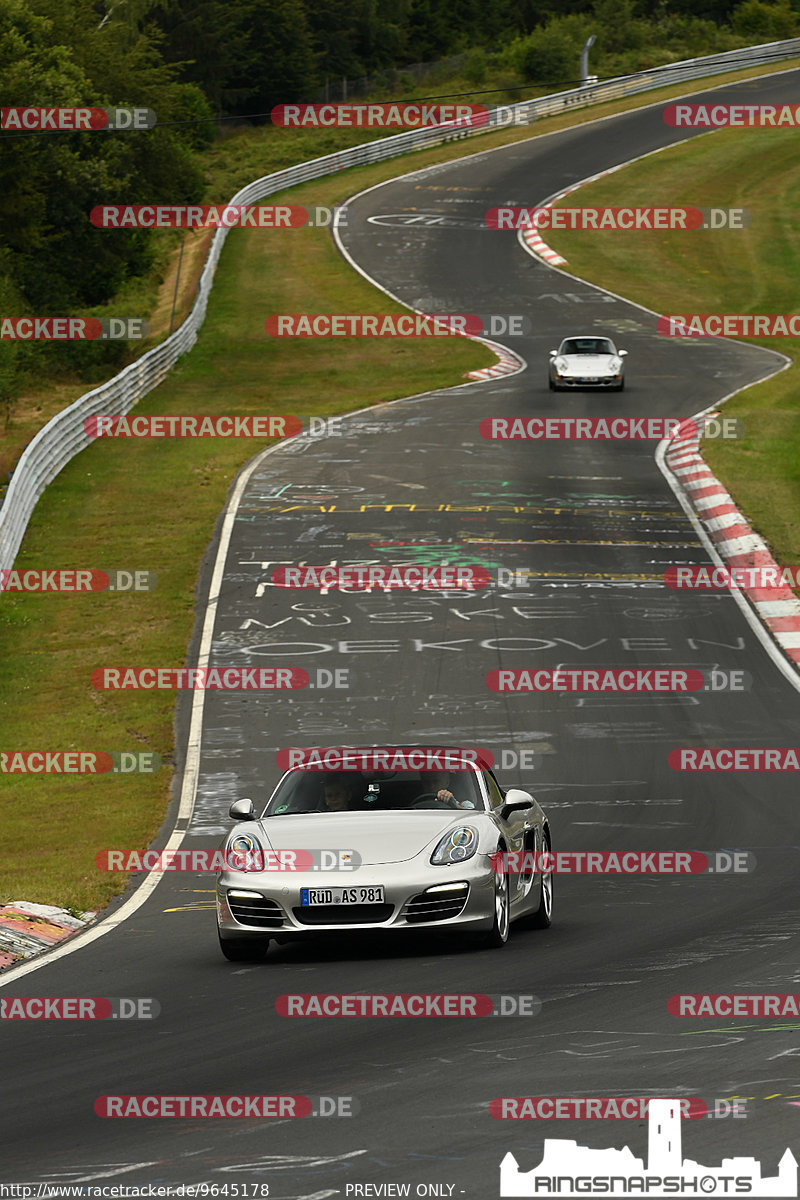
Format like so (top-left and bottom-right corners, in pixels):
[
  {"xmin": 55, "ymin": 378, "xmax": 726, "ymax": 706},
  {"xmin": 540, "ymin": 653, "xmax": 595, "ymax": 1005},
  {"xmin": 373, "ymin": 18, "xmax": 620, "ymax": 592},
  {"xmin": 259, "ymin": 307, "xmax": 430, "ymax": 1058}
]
[
  {"xmin": 90, "ymin": 204, "xmax": 346, "ymax": 229},
  {"xmin": 275, "ymin": 993, "xmax": 540, "ymax": 1017},
  {"xmin": 499, "ymin": 1097, "xmax": 797, "ymax": 1197},
  {"xmin": 271, "ymin": 103, "xmax": 489, "ymax": 128},
  {"xmin": 480, "ymin": 416, "xmax": 742, "ymax": 440},
  {"xmin": 1, "ymin": 107, "xmax": 156, "ymax": 131},
  {"xmin": 1, "ymin": 997, "xmax": 158, "ymax": 1019},
  {"xmin": 84, "ymin": 415, "xmax": 301, "ymax": 439},
  {"xmin": 94, "ymin": 1094, "xmax": 358, "ymax": 1118},
  {"xmin": 0, "ymin": 317, "xmax": 148, "ymax": 340}
]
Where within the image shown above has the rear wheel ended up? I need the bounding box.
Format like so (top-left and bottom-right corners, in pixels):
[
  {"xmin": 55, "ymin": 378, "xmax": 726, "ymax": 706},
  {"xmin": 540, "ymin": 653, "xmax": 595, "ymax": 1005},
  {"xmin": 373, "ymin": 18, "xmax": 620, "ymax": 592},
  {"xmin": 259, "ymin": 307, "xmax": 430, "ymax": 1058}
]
[{"xmin": 218, "ymin": 932, "xmax": 271, "ymax": 962}]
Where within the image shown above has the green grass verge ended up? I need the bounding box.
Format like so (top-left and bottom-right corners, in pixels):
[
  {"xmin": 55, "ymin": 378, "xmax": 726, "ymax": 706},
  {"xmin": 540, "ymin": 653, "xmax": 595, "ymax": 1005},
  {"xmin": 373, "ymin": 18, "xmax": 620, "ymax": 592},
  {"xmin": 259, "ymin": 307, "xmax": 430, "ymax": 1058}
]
[
  {"xmin": 542, "ymin": 123, "xmax": 800, "ymax": 566},
  {"xmin": 3, "ymin": 58, "xmax": 800, "ymax": 911}
]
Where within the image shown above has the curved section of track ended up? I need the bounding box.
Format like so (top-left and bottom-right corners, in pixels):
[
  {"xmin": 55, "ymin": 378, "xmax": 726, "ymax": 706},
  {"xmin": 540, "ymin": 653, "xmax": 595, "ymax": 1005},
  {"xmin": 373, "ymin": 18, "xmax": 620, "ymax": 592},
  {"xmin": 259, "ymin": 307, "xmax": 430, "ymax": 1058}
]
[{"xmin": 2, "ymin": 70, "xmax": 800, "ymax": 1193}]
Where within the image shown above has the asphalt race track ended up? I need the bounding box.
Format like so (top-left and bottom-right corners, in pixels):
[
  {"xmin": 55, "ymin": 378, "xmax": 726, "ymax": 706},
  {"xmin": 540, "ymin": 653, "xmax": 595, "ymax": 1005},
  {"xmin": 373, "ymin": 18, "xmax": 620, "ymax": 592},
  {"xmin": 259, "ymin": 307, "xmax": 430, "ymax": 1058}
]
[{"xmin": 2, "ymin": 69, "xmax": 800, "ymax": 1196}]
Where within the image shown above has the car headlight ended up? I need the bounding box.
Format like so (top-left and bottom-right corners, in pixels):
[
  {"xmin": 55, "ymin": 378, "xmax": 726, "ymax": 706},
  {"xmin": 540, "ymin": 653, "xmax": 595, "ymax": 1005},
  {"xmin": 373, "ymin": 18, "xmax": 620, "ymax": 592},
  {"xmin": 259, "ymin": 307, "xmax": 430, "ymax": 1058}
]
[
  {"xmin": 554, "ymin": 357, "xmax": 567, "ymax": 372},
  {"xmin": 431, "ymin": 826, "xmax": 478, "ymax": 865},
  {"xmin": 609, "ymin": 358, "xmax": 621, "ymax": 372},
  {"xmin": 226, "ymin": 832, "xmax": 263, "ymax": 871}
]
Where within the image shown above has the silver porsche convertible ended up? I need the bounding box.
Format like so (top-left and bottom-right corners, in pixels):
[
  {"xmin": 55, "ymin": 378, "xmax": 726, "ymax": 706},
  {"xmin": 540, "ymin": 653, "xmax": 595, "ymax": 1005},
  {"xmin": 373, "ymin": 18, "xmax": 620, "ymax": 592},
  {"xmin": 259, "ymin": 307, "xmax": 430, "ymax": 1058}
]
[
  {"xmin": 216, "ymin": 749, "xmax": 553, "ymax": 960},
  {"xmin": 549, "ymin": 335, "xmax": 627, "ymax": 391}
]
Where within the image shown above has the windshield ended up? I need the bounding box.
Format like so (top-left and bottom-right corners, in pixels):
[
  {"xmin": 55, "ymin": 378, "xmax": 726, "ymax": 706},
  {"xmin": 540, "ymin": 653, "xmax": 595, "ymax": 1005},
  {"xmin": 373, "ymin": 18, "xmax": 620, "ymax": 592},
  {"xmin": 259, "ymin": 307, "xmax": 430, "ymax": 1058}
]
[
  {"xmin": 263, "ymin": 768, "xmax": 486, "ymax": 815},
  {"xmin": 559, "ymin": 337, "xmax": 616, "ymax": 356}
]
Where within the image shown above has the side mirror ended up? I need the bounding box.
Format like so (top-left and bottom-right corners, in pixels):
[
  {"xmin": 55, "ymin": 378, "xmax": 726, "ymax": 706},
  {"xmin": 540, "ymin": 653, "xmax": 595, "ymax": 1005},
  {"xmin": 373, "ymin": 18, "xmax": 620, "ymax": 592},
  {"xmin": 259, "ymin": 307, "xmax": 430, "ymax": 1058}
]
[
  {"xmin": 229, "ymin": 798, "xmax": 255, "ymax": 821},
  {"xmin": 500, "ymin": 787, "xmax": 535, "ymax": 819},
  {"xmin": 618, "ymin": 349, "xmax": 628, "ymax": 356},
  {"xmin": 549, "ymin": 349, "xmax": 558, "ymax": 356}
]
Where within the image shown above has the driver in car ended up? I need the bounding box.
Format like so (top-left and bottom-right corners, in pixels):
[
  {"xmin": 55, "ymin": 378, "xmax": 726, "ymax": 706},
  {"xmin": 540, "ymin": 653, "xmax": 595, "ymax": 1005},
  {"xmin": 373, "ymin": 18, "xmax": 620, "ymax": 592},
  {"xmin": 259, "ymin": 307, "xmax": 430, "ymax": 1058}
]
[
  {"xmin": 413, "ymin": 769, "xmax": 473, "ymax": 809},
  {"xmin": 320, "ymin": 772, "xmax": 366, "ymax": 811}
]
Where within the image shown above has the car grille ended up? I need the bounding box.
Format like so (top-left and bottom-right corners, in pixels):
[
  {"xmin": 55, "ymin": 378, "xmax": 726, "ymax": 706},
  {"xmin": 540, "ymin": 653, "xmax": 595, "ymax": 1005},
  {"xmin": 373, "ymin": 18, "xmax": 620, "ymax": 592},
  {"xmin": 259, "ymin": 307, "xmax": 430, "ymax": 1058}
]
[
  {"xmin": 228, "ymin": 894, "xmax": 285, "ymax": 929},
  {"xmin": 292, "ymin": 903, "xmax": 394, "ymax": 925},
  {"xmin": 402, "ymin": 888, "xmax": 469, "ymax": 924}
]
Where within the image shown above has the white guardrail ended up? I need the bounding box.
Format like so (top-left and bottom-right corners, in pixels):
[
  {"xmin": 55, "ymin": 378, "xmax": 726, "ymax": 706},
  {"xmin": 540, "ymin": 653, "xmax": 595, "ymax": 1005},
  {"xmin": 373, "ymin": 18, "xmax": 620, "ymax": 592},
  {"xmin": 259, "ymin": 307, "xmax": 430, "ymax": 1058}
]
[{"xmin": 2, "ymin": 36, "xmax": 800, "ymax": 573}]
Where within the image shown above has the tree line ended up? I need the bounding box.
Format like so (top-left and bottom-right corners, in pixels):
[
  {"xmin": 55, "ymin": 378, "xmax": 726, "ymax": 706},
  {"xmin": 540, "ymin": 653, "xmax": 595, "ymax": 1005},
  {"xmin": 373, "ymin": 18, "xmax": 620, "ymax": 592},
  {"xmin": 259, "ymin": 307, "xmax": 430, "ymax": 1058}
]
[{"xmin": 0, "ymin": 0, "xmax": 796, "ymax": 412}]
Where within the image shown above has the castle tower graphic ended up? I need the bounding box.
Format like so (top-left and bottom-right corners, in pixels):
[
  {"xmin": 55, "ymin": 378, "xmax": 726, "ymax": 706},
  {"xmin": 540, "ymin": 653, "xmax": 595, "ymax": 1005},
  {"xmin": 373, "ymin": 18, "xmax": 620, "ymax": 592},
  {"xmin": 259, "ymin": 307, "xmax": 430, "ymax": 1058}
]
[{"xmin": 500, "ymin": 1097, "xmax": 798, "ymax": 1198}]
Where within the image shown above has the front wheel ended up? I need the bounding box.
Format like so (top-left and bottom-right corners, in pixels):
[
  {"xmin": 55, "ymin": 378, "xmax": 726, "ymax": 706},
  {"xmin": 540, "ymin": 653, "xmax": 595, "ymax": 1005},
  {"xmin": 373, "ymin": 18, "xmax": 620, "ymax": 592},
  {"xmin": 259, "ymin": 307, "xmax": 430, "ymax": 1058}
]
[
  {"xmin": 529, "ymin": 832, "xmax": 553, "ymax": 929},
  {"xmin": 614, "ymin": 378, "xmax": 625, "ymax": 392},
  {"xmin": 218, "ymin": 932, "xmax": 271, "ymax": 962},
  {"xmin": 479, "ymin": 859, "xmax": 510, "ymax": 948}
]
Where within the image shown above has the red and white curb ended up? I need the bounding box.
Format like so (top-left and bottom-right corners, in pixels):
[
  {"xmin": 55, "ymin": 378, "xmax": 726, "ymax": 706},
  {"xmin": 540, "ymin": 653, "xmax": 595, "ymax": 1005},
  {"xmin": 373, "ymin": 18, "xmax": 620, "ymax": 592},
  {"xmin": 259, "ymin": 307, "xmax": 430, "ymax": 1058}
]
[
  {"xmin": 664, "ymin": 415, "xmax": 800, "ymax": 667},
  {"xmin": 0, "ymin": 901, "xmax": 94, "ymax": 970},
  {"xmin": 520, "ymin": 165, "xmax": 624, "ymax": 267},
  {"xmin": 520, "ymin": 228, "xmax": 567, "ymax": 265},
  {"xmin": 467, "ymin": 342, "xmax": 524, "ymax": 380}
]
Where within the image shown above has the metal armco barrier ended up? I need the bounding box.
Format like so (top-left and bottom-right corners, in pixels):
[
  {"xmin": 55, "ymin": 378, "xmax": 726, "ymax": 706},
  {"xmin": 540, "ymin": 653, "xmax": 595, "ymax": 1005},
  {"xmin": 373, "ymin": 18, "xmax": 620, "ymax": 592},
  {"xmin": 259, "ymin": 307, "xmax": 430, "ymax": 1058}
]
[{"xmin": 2, "ymin": 36, "xmax": 799, "ymax": 574}]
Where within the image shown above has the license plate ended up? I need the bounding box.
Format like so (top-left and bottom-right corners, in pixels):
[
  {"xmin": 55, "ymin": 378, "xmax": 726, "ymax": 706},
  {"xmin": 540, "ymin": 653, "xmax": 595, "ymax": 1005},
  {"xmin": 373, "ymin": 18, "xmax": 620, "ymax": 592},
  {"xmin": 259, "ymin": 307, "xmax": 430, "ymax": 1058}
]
[{"xmin": 301, "ymin": 886, "xmax": 385, "ymax": 905}]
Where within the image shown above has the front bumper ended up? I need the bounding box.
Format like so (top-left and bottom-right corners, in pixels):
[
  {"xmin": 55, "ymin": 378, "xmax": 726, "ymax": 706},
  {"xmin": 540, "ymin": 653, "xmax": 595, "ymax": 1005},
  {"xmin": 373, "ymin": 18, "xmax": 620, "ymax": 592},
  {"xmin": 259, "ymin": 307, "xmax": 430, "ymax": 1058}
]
[
  {"xmin": 553, "ymin": 374, "xmax": 621, "ymax": 387},
  {"xmin": 216, "ymin": 858, "xmax": 497, "ymax": 938}
]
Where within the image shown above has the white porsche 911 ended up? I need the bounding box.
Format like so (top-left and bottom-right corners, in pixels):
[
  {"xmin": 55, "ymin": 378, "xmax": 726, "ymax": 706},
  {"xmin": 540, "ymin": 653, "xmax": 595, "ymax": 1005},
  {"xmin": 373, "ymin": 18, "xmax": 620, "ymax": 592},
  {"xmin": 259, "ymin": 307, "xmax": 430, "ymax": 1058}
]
[
  {"xmin": 549, "ymin": 335, "xmax": 627, "ymax": 392},
  {"xmin": 216, "ymin": 749, "xmax": 553, "ymax": 961}
]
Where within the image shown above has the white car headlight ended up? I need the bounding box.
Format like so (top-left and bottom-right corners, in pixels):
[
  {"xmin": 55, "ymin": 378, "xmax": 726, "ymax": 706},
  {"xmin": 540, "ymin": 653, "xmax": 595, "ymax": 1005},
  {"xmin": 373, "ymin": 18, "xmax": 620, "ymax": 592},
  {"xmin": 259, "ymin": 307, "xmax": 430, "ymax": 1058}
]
[
  {"xmin": 609, "ymin": 357, "xmax": 622, "ymax": 372},
  {"xmin": 226, "ymin": 832, "xmax": 263, "ymax": 871},
  {"xmin": 431, "ymin": 826, "xmax": 478, "ymax": 865},
  {"xmin": 554, "ymin": 357, "xmax": 567, "ymax": 372}
]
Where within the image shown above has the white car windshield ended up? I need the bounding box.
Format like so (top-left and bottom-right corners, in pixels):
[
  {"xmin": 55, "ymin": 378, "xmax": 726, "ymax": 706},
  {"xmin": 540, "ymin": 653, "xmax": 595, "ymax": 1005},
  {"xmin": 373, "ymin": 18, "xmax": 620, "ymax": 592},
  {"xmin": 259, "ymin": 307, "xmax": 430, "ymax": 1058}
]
[
  {"xmin": 559, "ymin": 338, "xmax": 616, "ymax": 355},
  {"xmin": 263, "ymin": 768, "xmax": 485, "ymax": 814}
]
